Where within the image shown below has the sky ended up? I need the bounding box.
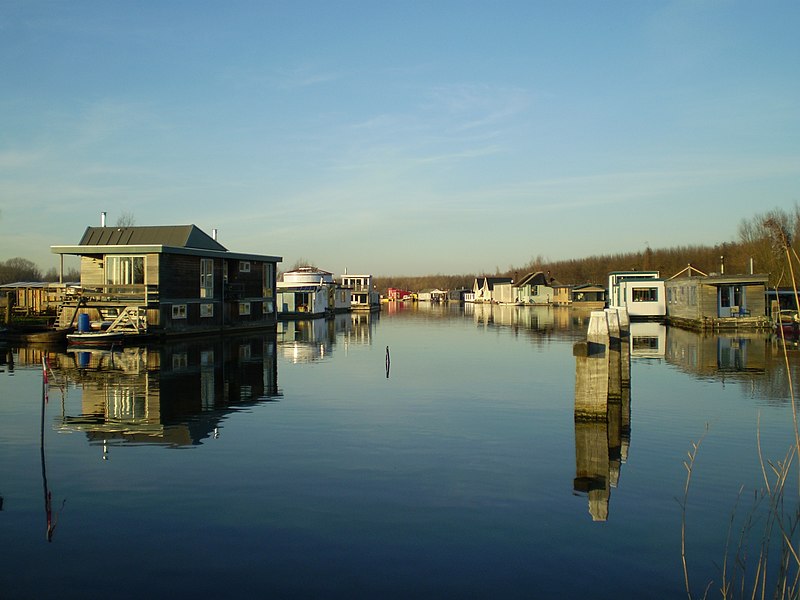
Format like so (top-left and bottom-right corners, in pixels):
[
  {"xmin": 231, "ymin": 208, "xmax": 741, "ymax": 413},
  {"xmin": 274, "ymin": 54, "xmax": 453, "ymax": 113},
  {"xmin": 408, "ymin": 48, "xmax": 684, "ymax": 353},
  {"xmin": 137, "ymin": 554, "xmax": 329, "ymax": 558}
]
[{"xmin": 1, "ymin": 1, "xmax": 799, "ymax": 276}]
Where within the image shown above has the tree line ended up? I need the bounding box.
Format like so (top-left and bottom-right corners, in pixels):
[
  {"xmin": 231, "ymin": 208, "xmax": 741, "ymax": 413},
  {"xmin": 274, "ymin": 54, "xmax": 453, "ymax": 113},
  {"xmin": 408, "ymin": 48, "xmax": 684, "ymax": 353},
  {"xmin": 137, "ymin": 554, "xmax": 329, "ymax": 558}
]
[
  {"xmin": 2, "ymin": 205, "xmax": 797, "ymax": 291},
  {"xmin": 0, "ymin": 257, "xmax": 79, "ymax": 285},
  {"xmin": 373, "ymin": 205, "xmax": 800, "ymax": 294}
]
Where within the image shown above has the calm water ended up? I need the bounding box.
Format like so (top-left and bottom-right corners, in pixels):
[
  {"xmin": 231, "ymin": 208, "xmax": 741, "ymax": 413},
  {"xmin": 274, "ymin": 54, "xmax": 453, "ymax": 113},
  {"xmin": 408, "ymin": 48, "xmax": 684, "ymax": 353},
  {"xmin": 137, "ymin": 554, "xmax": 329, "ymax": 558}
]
[{"xmin": 1, "ymin": 303, "xmax": 799, "ymax": 599}]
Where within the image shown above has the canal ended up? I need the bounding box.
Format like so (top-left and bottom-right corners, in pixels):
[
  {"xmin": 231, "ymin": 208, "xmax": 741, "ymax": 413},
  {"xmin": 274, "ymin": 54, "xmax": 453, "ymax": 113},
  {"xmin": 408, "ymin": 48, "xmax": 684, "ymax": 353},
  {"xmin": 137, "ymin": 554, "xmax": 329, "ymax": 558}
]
[{"xmin": 1, "ymin": 303, "xmax": 798, "ymax": 599}]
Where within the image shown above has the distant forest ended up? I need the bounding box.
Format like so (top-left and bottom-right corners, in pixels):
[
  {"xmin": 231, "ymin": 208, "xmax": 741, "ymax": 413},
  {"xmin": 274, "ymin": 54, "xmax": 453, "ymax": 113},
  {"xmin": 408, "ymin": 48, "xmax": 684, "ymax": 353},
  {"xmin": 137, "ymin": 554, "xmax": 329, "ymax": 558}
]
[
  {"xmin": 2, "ymin": 206, "xmax": 798, "ymax": 293},
  {"xmin": 373, "ymin": 206, "xmax": 800, "ymax": 295}
]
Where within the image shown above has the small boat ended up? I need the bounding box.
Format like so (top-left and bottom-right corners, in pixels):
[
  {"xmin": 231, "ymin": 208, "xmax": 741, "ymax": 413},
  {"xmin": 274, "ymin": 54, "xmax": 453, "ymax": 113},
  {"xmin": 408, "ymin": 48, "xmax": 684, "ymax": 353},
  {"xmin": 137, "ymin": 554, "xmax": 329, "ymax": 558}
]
[
  {"xmin": 65, "ymin": 330, "xmax": 130, "ymax": 347},
  {"xmin": 66, "ymin": 305, "xmax": 148, "ymax": 347}
]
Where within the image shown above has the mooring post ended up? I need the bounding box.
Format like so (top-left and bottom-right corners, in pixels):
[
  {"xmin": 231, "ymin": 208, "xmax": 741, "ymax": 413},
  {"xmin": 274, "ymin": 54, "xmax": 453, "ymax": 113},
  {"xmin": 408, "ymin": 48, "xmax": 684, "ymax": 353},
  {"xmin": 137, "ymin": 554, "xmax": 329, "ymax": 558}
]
[{"xmin": 385, "ymin": 346, "xmax": 390, "ymax": 378}]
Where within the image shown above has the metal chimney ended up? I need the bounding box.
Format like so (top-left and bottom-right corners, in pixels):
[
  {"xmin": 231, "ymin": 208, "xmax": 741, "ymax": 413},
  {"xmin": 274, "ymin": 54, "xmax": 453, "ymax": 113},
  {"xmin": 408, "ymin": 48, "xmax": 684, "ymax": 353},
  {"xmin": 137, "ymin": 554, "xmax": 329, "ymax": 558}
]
[
  {"xmin": 212, "ymin": 228, "xmax": 218, "ymax": 240},
  {"xmin": 101, "ymin": 211, "xmax": 107, "ymax": 227}
]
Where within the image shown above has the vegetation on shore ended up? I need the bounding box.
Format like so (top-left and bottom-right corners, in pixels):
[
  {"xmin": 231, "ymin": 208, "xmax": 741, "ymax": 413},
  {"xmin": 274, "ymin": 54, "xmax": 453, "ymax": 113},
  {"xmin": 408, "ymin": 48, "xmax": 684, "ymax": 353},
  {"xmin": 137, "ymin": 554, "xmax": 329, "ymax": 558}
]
[{"xmin": 373, "ymin": 206, "xmax": 800, "ymax": 295}]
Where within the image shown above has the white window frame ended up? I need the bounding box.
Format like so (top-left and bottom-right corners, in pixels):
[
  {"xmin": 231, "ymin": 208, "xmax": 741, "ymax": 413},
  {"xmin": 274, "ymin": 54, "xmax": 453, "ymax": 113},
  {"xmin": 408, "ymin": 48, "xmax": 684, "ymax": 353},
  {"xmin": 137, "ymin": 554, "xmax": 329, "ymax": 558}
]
[
  {"xmin": 106, "ymin": 255, "xmax": 145, "ymax": 285},
  {"xmin": 200, "ymin": 303, "xmax": 214, "ymax": 318},
  {"xmin": 239, "ymin": 302, "xmax": 251, "ymax": 316},
  {"xmin": 201, "ymin": 259, "xmax": 214, "ymax": 299},
  {"xmin": 239, "ymin": 261, "xmax": 251, "ymax": 273},
  {"xmin": 172, "ymin": 304, "xmax": 187, "ymax": 319}
]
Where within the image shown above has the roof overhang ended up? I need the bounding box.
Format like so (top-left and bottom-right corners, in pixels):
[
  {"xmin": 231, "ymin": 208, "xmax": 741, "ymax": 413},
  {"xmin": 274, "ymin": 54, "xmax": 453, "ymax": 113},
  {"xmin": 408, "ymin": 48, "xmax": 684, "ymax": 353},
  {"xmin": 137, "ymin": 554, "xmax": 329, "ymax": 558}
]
[{"xmin": 51, "ymin": 244, "xmax": 282, "ymax": 263}]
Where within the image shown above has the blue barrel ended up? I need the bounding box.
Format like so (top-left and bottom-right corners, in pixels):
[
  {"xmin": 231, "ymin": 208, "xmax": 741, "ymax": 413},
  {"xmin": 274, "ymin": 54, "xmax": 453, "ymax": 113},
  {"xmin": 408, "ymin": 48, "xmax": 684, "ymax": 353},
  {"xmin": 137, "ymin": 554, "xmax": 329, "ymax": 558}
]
[{"xmin": 78, "ymin": 313, "xmax": 90, "ymax": 333}]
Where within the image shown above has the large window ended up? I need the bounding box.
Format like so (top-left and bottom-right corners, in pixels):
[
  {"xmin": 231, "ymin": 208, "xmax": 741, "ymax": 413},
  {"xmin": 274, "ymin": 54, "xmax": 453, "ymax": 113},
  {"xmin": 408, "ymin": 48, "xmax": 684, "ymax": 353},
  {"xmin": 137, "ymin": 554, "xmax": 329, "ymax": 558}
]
[
  {"xmin": 201, "ymin": 259, "xmax": 214, "ymax": 298},
  {"xmin": 263, "ymin": 263, "xmax": 274, "ymax": 298},
  {"xmin": 106, "ymin": 256, "xmax": 144, "ymax": 285},
  {"xmin": 632, "ymin": 287, "xmax": 658, "ymax": 302}
]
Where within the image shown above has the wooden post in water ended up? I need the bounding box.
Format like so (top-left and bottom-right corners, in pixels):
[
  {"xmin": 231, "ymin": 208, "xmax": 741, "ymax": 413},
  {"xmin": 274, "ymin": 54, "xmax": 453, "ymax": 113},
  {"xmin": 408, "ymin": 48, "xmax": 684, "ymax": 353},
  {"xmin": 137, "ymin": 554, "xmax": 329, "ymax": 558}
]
[
  {"xmin": 573, "ymin": 311, "xmax": 609, "ymax": 418},
  {"xmin": 572, "ymin": 309, "xmax": 632, "ymax": 521}
]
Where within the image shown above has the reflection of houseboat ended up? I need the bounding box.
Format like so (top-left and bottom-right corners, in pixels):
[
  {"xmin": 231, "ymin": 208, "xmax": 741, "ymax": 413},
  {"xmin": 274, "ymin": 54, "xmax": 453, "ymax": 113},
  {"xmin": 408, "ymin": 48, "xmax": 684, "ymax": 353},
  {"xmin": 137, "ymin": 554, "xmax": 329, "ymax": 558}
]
[
  {"xmin": 277, "ymin": 267, "xmax": 350, "ymax": 319},
  {"xmin": 664, "ymin": 327, "xmax": 767, "ymax": 378},
  {"xmin": 629, "ymin": 321, "xmax": 666, "ymax": 358},
  {"xmin": 51, "ymin": 335, "xmax": 280, "ymax": 447},
  {"xmin": 340, "ymin": 273, "xmax": 380, "ymax": 311}
]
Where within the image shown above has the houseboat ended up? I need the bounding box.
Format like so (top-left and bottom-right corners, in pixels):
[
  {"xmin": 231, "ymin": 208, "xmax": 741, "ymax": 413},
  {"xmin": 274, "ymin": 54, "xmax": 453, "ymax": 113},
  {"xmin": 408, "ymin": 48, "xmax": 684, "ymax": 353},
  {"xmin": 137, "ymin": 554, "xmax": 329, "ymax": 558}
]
[
  {"xmin": 664, "ymin": 265, "xmax": 770, "ymax": 330},
  {"xmin": 470, "ymin": 277, "xmax": 512, "ymax": 304},
  {"xmin": 339, "ymin": 273, "xmax": 380, "ymax": 311},
  {"xmin": 608, "ymin": 271, "xmax": 666, "ymax": 320},
  {"xmin": 51, "ymin": 223, "xmax": 282, "ymax": 338},
  {"xmin": 277, "ymin": 267, "xmax": 350, "ymax": 319},
  {"xmin": 571, "ymin": 283, "xmax": 607, "ymax": 309},
  {"xmin": 493, "ymin": 272, "xmax": 554, "ymax": 305}
]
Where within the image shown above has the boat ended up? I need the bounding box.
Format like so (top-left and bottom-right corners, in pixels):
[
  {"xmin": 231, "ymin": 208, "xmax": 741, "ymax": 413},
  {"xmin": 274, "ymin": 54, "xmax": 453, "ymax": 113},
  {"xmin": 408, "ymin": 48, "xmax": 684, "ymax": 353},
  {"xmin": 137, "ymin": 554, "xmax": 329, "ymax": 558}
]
[
  {"xmin": 66, "ymin": 305, "xmax": 148, "ymax": 347},
  {"xmin": 65, "ymin": 330, "xmax": 130, "ymax": 347}
]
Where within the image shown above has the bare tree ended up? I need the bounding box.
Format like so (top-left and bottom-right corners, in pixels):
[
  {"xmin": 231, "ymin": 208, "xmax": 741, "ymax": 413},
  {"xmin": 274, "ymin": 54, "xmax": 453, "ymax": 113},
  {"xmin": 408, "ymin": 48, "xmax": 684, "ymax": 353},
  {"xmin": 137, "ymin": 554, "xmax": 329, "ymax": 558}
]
[
  {"xmin": 0, "ymin": 257, "xmax": 42, "ymax": 284},
  {"xmin": 115, "ymin": 211, "xmax": 136, "ymax": 227}
]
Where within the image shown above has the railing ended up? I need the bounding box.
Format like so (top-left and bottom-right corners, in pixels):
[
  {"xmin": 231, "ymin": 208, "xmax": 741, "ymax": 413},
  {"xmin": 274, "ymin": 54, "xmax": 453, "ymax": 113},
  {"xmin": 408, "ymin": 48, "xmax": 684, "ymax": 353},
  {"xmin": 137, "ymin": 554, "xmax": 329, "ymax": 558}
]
[{"xmin": 62, "ymin": 284, "xmax": 159, "ymax": 306}]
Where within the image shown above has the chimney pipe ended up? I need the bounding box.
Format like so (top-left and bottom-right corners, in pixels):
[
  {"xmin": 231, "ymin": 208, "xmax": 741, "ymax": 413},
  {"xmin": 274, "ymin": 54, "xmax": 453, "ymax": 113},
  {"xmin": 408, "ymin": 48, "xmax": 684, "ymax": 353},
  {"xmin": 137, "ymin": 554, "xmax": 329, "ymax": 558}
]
[
  {"xmin": 212, "ymin": 228, "xmax": 218, "ymax": 240},
  {"xmin": 101, "ymin": 211, "xmax": 107, "ymax": 227},
  {"xmin": 720, "ymin": 255, "xmax": 725, "ymax": 275},
  {"xmin": 750, "ymin": 257, "xmax": 754, "ymax": 275}
]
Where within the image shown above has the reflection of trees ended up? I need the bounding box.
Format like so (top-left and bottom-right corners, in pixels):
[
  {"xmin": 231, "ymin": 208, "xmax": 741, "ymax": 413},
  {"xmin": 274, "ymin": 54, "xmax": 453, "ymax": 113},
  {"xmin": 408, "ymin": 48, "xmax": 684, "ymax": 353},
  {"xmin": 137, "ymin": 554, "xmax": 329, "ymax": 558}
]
[{"xmin": 748, "ymin": 344, "xmax": 800, "ymax": 403}]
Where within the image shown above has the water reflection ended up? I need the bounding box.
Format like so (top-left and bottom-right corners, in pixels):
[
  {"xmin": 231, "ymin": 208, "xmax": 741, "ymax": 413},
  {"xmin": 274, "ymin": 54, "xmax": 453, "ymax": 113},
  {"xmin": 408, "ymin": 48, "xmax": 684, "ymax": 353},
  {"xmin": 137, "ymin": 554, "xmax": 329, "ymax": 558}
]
[
  {"xmin": 42, "ymin": 335, "xmax": 281, "ymax": 448},
  {"xmin": 277, "ymin": 312, "xmax": 377, "ymax": 363},
  {"xmin": 40, "ymin": 366, "xmax": 65, "ymax": 542},
  {"xmin": 630, "ymin": 321, "xmax": 667, "ymax": 359}
]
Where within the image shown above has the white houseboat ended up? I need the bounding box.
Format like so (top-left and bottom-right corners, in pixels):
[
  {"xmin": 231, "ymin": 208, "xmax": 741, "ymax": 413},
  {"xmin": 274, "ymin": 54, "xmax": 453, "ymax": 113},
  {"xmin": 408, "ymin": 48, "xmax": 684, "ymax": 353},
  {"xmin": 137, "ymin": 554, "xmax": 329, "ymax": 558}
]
[
  {"xmin": 608, "ymin": 271, "xmax": 666, "ymax": 320},
  {"xmin": 277, "ymin": 267, "xmax": 350, "ymax": 319},
  {"xmin": 340, "ymin": 273, "xmax": 380, "ymax": 311}
]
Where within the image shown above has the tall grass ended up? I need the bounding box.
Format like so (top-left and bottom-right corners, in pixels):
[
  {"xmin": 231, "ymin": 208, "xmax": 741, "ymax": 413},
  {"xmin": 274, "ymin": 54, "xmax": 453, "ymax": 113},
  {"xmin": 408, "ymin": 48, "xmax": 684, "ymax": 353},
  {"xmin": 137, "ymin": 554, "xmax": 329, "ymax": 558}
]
[{"xmin": 681, "ymin": 218, "xmax": 800, "ymax": 599}]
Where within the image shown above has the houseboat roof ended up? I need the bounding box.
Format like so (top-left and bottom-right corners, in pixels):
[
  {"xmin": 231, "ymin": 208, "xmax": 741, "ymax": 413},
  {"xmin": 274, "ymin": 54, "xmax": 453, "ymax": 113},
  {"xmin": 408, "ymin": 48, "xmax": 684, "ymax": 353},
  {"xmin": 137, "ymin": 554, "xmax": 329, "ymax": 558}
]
[
  {"xmin": 51, "ymin": 225, "xmax": 282, "ymax": 263},
  {"xmin": 78, "ymin": 225, "xmax": 226, "ymax": 250},
  {"xmin": 573, "ymin": 283, "xmax": 606, "ymax": 292},
  {"xmin": 515, "ymin": 271, "xmax": 551, "ymax": 287},
  {"xmin": 666, "ymin": 273, "xmax": 769, "ymax": 285},
  {"xmin": 476, "ymin": 276, "xmax": 513, "ymax": 289}
]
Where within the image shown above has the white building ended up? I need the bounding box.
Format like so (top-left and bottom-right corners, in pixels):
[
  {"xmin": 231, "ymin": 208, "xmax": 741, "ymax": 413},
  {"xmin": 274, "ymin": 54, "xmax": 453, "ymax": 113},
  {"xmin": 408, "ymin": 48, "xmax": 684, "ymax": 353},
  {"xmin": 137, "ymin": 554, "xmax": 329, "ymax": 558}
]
[
  {"xmin": 608, "ymin": 271, "xmax": 666, "ymax": 320},
  {"xmin": 277, "ymin": 267, "xmax": 350, "ymax": 318}
]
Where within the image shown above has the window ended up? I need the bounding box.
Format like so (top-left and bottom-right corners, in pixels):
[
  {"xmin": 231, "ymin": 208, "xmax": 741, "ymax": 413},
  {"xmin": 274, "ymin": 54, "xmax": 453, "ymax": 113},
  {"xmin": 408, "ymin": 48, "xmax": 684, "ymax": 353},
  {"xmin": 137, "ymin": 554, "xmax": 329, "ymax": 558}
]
[
  {"xmin": 239, "ymin": 302, "xmax": 251, "ymax": 315},
  {"xmin": 200, "ymin": 303, "xmax": 214, "ymax": 318},
  {"xmin": 106, "ymin": 256, "xmax": 144, "ymax": 285},
  {"xmin": 172, "ymin": 304, "xmax": 187, "ymax": 319},
  {"xmin": 632, "ymin": 287, "xmax": 658, "ymax": 302},
  {"xmin": 201, "ymin": 259, "xmax": 214, "ymax": 298},
  {"xmin": 633, "ymin": 336, "xmax": 660, "ymax": 351},
  {"xmin": 172, "ymin": 353, "xmax": 188, "ymax": 369},
  {"xmin": 263, "ymin": 263, "xmax": 274, "ymax": 298},
  {"xmin": 239, "ymin": 261, "xmax": 250, "ymax": 273}
]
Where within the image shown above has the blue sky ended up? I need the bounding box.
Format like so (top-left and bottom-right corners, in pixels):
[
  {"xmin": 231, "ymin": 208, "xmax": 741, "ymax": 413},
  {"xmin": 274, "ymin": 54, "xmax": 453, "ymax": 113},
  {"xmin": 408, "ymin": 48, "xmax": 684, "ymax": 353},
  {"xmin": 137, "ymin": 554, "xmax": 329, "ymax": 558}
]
[{"xmin": 1, "ymin": 1, "xmax": 798, "ymax": 276}]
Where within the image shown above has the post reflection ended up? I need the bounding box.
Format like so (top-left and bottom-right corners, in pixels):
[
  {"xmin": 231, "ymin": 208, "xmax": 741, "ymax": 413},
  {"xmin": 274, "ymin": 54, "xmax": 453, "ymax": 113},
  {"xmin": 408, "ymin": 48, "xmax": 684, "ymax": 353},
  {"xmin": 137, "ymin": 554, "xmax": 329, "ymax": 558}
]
[{"xmin": 46, "ymin": 334, "xmax": 281, "ymax": 449}]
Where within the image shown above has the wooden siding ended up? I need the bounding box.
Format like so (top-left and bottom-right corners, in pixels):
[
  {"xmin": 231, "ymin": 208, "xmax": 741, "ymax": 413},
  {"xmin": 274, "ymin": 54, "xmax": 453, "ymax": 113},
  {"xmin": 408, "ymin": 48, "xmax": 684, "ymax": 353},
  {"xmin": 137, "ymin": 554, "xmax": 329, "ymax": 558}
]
[
  {"xmin": 160, "ymin": 254, "xmax": 208, "ymax": 301},
  {"xmin": 80, "ymin": 255, "xmax": 104, "ymax": 287}
]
